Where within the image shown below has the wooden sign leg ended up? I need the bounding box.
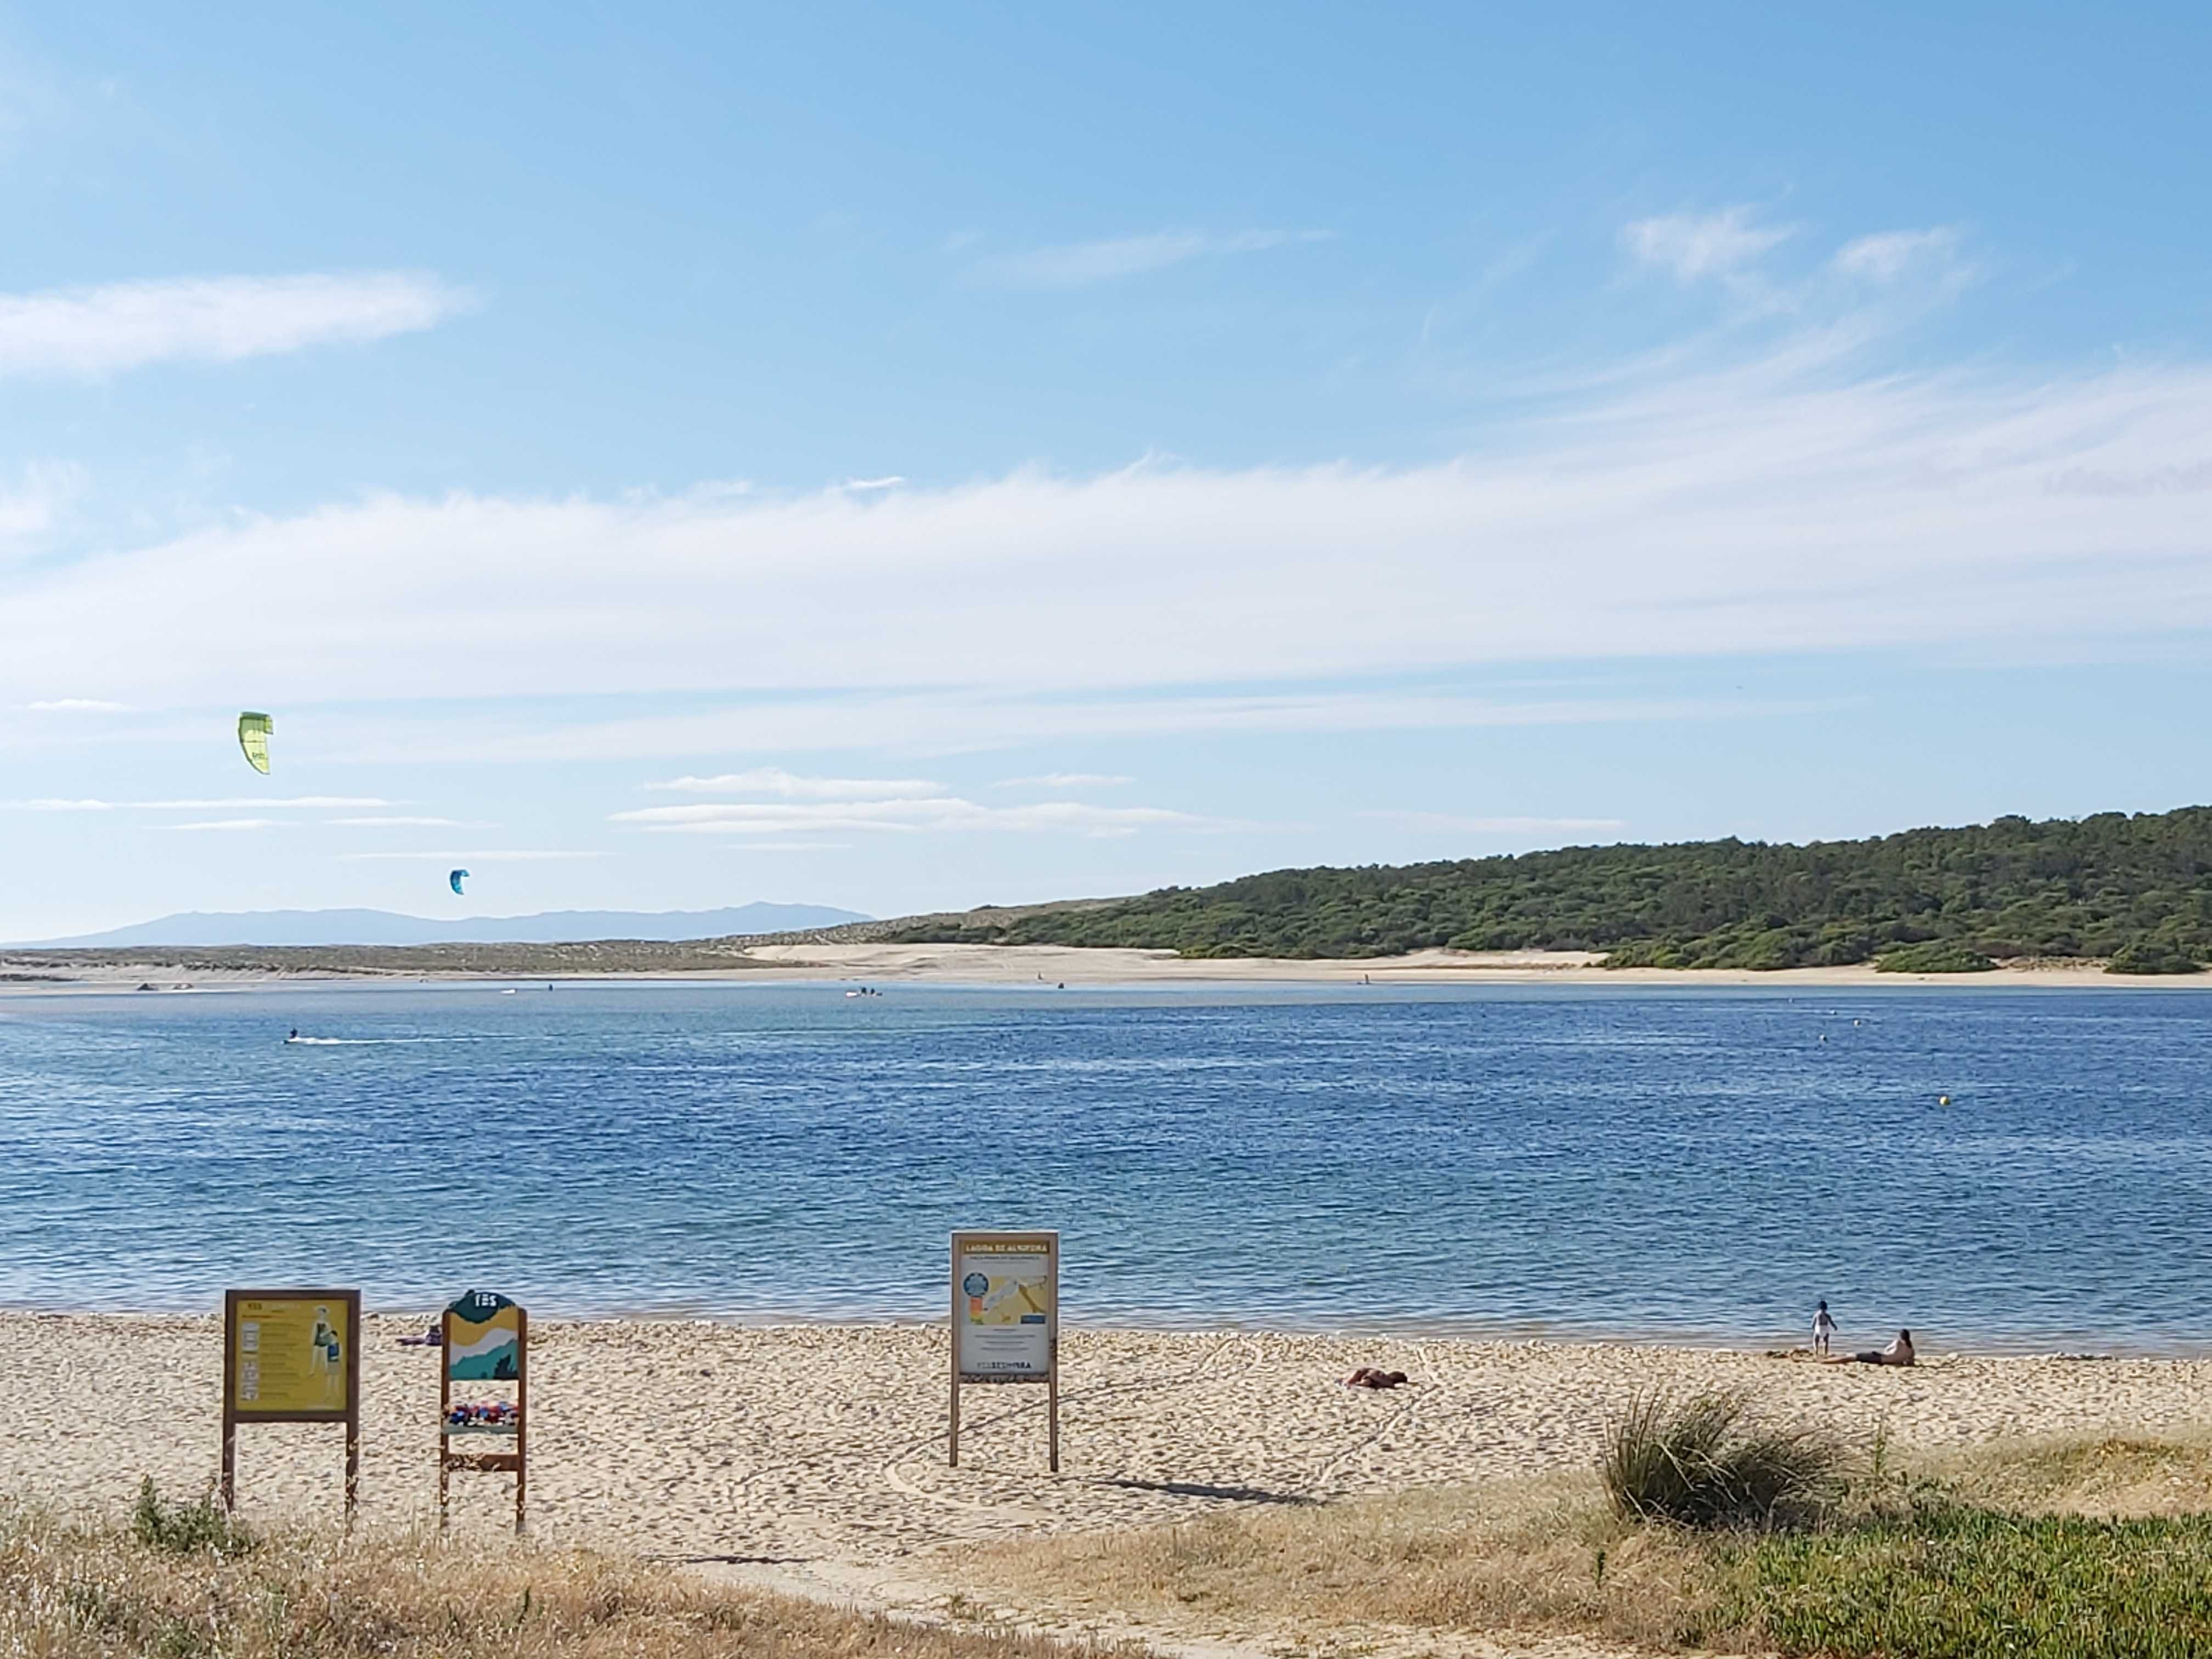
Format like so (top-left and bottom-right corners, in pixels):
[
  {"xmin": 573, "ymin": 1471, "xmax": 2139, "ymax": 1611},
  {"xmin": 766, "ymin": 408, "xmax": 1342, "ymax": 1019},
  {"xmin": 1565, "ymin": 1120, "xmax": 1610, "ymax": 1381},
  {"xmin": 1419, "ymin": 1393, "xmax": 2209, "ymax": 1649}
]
[
  {"xmin": 219, "ymin": 1421, "xmax": 236, "ymax": 1511},
  {"xmin": 345, "ymin": 1421, "xmax": 359, "ymax": 1525},
  {"xmin": 438, "ymin": 1447, "xmax": 450, "ymax": 1530},
  {"xmin": 515, "ymin": 1457, "xmax": 526, "ymax": 1536},
  {"xmin": 1048, "ymin": 1373, "xmax": 1060, "ymax": 1474},
  {"xmin": 949, "ymin": 1376, "xmax": 961, "ymax": 1468}
]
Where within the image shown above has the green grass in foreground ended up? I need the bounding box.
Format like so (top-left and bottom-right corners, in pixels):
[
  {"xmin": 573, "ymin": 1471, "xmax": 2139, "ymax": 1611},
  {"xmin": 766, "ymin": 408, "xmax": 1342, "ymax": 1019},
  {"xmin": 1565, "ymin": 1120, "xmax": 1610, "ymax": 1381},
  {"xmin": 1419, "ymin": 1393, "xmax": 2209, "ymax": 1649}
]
[{"xmin": 1726, "ymin": 1504, "xmax": 2212, "ymax": 1658}]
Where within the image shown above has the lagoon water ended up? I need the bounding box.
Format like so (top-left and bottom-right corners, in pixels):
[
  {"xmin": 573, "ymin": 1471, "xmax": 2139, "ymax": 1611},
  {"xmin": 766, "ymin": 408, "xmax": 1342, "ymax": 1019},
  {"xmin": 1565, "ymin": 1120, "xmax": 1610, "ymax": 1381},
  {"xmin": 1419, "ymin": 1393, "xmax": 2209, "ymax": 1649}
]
[{"xmin": 3, "ymin": 982, "xmax": 2209, "ymax": 1352}]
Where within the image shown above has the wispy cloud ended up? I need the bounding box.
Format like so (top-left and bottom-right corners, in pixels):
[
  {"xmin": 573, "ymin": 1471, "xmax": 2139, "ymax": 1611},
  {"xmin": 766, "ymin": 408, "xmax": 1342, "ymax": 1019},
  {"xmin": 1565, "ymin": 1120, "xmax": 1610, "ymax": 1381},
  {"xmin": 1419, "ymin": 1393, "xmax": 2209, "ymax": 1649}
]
[
  {"xmin": 0, "ymin": 272, "xmax": 471, "ymax": 379},
  {"xmin": 5, "ymin": 306, "xmax": 2212, "ymax": 757},
  {"xmin": 20, "ymin": 796, "xmax": 391, "ymax": 811},
  {"xmin": 1623, "ymin": 207, "xmax": 1795, "ymax": 281},
  {"xmin": 337, "ymin": 849, "xmax": 600, "ymax": 862},
  {"xmin": 323, "ymin": 816, "xmax": 486, "ymax": 828},
  {"xmin": 646, "ymin": 769, "xmax": 941, "ymax": 800},
  {"xmin": 312, "ymin": 691, "xmax": 1833, "ymax": 766},
  {"xmin": 25, "ymin": 697, "xmax": 127, "ymax": 713},
  {"xmin": 1361, "ymin": 811, "xmax": 1628, "ymax": 835},
  {"xmin": 1832, "ymin": 226, "xmax": 1966, "ymax": 284},
  {"xmin": 976, "ymin": 229, "xmax": 1330, "ymax": 289},
  {"xmin": 172, "ymin": 818, "xmax": 284, "ymax": 832},
  {"xmin": 612, "ymin": 796, "xmax": 1224, "ymax": 839},
  {"xmin": 843, "ymin": 476, "xmax": 906, "ymax": 492},
  {"xmin": 996, "ymin": 772, "xmax": 1136, "ymax": 789},
  {"xmin": 0, "ymin": 461, "xmax": 87, "ymax": 547}
]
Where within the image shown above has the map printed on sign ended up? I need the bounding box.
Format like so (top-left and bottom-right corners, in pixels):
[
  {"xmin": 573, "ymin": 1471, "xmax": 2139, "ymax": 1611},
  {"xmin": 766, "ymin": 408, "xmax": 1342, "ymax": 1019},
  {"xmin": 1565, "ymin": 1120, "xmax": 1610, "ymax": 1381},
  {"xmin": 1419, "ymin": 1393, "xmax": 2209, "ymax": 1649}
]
[
  {"xmin": 232, "ymin": 1297, "xmax": 350, "ymax": 1413},
  {"xmin": 955, "ymin": 1235, "xmax": 1054, "ymax": 1380}
]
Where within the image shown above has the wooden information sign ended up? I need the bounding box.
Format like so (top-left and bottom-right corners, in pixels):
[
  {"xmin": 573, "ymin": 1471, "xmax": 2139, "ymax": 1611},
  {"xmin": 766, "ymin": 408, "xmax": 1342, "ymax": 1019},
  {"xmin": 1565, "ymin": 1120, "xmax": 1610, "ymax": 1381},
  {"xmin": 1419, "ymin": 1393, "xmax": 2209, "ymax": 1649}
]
[
  {"xmin": 439, "ymin": 1289, "xmax": 528, "ymax": 1532},
  {"xmin": 220, "ymin": 1288, "xmax": 361, "ymax": 1515},
  {"xmin": 949, "ymin": 1229, "xmax": 1059, "ymax": 1471}
]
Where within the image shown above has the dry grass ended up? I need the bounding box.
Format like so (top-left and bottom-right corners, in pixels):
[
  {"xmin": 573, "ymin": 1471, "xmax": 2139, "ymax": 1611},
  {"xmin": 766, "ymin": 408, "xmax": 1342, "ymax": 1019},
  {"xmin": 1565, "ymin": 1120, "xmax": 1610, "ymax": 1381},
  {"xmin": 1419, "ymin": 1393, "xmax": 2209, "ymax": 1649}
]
[
  {"xmin": 1931, "ymin": 1430, "xmax": 2212, "ymax": 1519},
  {"xmin": 0, "ymin": 1498, "xmax": 1136, "ymax": 1659},
  {"xmin": 961, "ymin": 1474, "xmax": 1712, "ymax": 1652},
  {"xmin": 958, "ymin": 1430, "xmax": 2212, "ymax": 1656}
]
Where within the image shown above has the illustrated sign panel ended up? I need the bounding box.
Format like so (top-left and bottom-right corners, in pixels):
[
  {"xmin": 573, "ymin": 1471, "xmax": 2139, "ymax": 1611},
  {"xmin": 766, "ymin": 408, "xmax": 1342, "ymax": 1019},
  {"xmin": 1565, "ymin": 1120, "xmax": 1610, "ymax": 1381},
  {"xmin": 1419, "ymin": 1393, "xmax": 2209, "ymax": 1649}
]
[
  {"xmin": 445, "ymin": 1290, "xmax": 522, "ymax": 1383},
  {"xmin": 953, "ymin": 1232, "xmax": 1056, "ymax": 1381},
  {"xmin": 231, "ymin": 1295, "xmax": 353, "ymax": 1414}
]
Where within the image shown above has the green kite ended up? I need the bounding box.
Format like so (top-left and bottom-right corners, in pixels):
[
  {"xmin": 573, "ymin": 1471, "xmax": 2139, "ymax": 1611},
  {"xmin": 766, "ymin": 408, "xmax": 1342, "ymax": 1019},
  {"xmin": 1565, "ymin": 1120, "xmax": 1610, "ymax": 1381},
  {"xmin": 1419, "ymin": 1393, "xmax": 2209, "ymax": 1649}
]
[{"xmin": 237, "ymin": 712, "xmax": 272, "ymax": 775}]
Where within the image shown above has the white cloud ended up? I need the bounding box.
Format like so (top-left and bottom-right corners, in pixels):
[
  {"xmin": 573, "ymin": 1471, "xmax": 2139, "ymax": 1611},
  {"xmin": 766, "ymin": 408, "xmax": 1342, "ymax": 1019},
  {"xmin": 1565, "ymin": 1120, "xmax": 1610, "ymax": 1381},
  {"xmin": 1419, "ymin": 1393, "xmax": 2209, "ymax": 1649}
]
[
  {"xmin": 646, "ymin": 768, "xmax": 941, "ymax": 800},
  {"xmin": 611, "ymin": 796, "xmax": 1223, "ymax": 839},
  {"xmin": 996, "ymin": 772, "xmax": 1136, "ymax": 789},
  {"xmin": 18, "ymin": 795, "xmax": 392, "ymax": 811},
  {"xmin": 844, "ymin": 476, "xmax": 906, "ymax": 492},
  {"xmin": 337, "ymin": 849, "xmax": 600, "ymax": 862},
  {"xmin": 0, "ymin": 272, "xmax": 471, "ymax": 379},
  {"xmin": 25, "ymin": 697, "xmax": 127, "ymax": 713},
  {"xmin": 171, "ymin": 818, "xmax": 284, "ymax": 832},
  {"xmin": 4, "ymin": 336, "xmax": 2212, "ymax": 754},
  {"xmin": 1623, "ymin": 207, "xmax": 1795, "ymax": 281},
  {"xmin": 0, "ymin": 461, "xmax": 87, "ymax": 546},
  {"xmin": 977, "ymin": 229, "xmax": 1330, "ymax": 288},
  {"xmin": 1833, "ymin": 227, "xmax": 1965, "ymax": 284},
  {"xmin": 323, "ymin": 816, "xmax": 485, "ymax": 827},
  {"xmin": 312, "ymin": 691, "xmax": 1830, "ymax": 765},
  {"xmin": 1361, "ymin": 811, "xmax": 1628, "ymax": 834}
]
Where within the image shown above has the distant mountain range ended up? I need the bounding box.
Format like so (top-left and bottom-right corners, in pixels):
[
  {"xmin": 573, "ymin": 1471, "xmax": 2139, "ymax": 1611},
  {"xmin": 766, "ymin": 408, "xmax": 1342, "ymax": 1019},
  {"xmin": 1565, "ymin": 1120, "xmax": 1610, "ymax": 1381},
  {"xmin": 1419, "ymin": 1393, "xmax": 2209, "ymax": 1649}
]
[{"xmin": 19, "ymin": 904, "xmax": 871, "ymax": 949}]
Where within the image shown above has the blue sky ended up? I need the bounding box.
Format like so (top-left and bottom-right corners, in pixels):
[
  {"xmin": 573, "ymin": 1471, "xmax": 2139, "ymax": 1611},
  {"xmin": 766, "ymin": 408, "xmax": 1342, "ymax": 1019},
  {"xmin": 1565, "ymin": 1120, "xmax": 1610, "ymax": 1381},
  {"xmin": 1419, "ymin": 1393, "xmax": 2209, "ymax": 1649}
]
[{"xmin": 3, "ymin": 4, "xmax": 2210, "ymax": 939}]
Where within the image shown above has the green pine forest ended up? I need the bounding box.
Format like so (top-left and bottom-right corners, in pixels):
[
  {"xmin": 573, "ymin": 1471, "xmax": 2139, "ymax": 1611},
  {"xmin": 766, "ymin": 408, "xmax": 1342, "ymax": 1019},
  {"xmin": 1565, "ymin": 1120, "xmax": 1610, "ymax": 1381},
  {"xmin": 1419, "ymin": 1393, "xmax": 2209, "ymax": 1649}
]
[{"xmin": 889, "ymin": 807, "xmax": 2212, "ymax": 973}]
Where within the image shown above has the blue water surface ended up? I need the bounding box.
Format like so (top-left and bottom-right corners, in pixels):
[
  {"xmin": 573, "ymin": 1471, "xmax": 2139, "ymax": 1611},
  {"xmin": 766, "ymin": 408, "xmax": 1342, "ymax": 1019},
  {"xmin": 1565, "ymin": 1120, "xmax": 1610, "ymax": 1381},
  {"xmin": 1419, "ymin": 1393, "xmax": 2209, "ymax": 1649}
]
[{"xmin": 2, "ymin": 981, "xmax": 2208, "ymax": 1352}]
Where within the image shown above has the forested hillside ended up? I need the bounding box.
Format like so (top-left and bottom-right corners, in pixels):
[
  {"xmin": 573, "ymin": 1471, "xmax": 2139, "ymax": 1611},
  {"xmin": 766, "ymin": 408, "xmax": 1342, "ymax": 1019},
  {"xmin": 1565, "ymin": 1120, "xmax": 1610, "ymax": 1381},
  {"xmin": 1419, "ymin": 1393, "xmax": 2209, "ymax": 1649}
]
[{"xmin": 889, "ymin": 808, "xmax": 2212, "ymax": 971}]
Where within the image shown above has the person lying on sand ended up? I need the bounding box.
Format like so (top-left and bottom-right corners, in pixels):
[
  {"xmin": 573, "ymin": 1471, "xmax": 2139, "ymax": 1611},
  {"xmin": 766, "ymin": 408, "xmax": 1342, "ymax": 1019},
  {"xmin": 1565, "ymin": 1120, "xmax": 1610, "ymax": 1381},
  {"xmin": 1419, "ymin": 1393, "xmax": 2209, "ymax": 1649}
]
[
  {"xmin": 1345, "ymin": 1367, "xmax": 1410, "ymax": 1389},
  {"xmin": 1821, "ymin": 1328, "xmax": 1913, "ymax": 1366}
]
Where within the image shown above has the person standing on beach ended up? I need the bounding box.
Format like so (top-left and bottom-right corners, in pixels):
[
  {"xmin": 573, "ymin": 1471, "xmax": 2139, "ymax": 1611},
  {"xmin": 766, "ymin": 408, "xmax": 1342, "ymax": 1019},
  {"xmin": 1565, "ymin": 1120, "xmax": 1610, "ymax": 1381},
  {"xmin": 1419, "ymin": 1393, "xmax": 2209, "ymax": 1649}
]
[{"xmin": 1812, "ymin": 1300, "xmax": 1837, "ymax": 1355}]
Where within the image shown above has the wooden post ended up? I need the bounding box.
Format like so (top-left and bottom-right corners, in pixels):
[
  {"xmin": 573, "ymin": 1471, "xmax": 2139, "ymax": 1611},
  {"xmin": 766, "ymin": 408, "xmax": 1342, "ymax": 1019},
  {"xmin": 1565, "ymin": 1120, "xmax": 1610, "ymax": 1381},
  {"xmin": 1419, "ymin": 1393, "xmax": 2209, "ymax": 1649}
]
[
  {"xmin": 514, "ymin": 1306, "xmax": 528, "ymax": 1535},
  {"xmin": 219, "ymin": 1288, "xmax": 239, "ymax": 1511},
  {"xmin": 948, "ymin": 1306, "xmax": 963, "ymax": 1467},
  {"xmin": 344, "ymin": 1313, "xmax": 361, "ymax": 1523},
  {"xmin": 437, "ymin": 1308, "xmax": 452, "ymax": 1529}
]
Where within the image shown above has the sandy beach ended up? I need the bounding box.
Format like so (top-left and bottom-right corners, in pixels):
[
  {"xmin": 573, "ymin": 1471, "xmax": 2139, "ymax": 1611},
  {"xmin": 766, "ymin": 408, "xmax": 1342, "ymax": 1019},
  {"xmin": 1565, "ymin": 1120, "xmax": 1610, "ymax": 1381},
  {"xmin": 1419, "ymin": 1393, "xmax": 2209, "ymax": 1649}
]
[
  {"xmin": 4, "ymin": 1313, "xmax": 2206, "ymax": 1561},
  {"xmin": 6, "ymin": 943, "xmax": 2205, "ymax": 992},
  {"xmin": 734, "ymin": 943, "xmax": 2204, "ymax": 989}
]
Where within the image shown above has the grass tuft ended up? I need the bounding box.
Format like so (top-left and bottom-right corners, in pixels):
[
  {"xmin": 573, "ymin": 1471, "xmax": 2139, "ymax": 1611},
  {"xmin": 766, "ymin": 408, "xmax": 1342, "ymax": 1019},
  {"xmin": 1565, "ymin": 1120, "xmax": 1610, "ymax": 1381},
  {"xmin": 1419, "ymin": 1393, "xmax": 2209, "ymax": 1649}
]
[
  {"xmin": 1599, "ymin": 1390, "xmax": 1845, "ymax": 1530},
  {"xmin": 131, "ymin": 1477, "xmax": 255, "ymax": 1556}
]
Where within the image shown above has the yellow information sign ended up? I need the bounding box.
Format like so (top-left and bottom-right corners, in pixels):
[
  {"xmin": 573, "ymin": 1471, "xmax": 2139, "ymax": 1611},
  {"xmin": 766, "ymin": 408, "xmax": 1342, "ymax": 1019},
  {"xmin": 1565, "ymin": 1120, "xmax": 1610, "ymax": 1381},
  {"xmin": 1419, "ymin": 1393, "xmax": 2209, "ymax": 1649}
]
[
  {"xmin": 955, "ymin": 1235, "xmax": 1056, "ymax": 1380},
  {"xmin": 949, "ymin": 1230, "xmax": 1060, "ymax": 1472},
  {"xmin": 220, "ymin": 1287, "xmax": 360, "ymax": 1515},
  {"xmin": 232, "ymin": 1296, "xmax": 352, "ymax": 1413}
]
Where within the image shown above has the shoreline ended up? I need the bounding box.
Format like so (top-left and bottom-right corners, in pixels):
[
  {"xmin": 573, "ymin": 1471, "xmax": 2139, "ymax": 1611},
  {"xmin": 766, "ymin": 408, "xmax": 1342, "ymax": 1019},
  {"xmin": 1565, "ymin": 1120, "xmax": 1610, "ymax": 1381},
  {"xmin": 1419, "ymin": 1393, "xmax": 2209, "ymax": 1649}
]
[
  {"xmin": 3, "ymin": 941, "xmax": 2208, "ymax": 991},
  {"xmin": 2, "ymin": 1304, "xmax": 2199, "ymax": 1362},
  {"xmin": 4, "ymin": 1314, "xmax": 2207, "ymax": 1561}
]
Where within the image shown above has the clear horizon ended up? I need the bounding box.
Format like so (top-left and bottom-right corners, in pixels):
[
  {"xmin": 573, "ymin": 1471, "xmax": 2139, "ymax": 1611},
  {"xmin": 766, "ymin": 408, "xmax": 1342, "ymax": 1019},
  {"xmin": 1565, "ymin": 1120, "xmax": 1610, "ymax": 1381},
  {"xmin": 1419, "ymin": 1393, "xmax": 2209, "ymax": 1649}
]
[{"xmin": 5, "ymin": 6, "xmax": 2211, "ymax": 939}]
